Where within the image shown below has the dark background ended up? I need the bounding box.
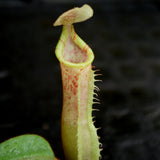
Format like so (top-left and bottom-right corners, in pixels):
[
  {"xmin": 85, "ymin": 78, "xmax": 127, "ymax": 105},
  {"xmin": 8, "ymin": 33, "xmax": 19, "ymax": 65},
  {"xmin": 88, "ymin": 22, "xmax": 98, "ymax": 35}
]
[{"xmin": 1, "ymin": 0, "xmax": 160, "ymax": 159}]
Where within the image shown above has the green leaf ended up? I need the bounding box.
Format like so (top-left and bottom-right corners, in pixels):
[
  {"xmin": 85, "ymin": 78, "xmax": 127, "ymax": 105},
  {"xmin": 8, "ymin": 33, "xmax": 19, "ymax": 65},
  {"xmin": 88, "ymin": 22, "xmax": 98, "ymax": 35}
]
[{"xmin": 0, "ymin": 134, "xmax": 57, "ymax": 160}]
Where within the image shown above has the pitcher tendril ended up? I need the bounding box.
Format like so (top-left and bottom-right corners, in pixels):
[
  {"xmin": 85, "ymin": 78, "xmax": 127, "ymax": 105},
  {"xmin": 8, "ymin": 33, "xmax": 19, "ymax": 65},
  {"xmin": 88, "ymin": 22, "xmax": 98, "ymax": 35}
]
[{"xmin": 54, "ymin": 4, "xmax": 102, "ymax": 160}]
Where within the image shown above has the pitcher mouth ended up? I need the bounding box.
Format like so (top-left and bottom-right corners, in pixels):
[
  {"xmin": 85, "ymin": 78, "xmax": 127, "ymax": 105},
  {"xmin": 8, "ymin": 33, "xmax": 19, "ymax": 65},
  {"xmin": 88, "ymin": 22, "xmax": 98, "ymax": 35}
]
[{"xmin": 55, "ymin": 25, "xmax": 94, "ymax": 68}]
